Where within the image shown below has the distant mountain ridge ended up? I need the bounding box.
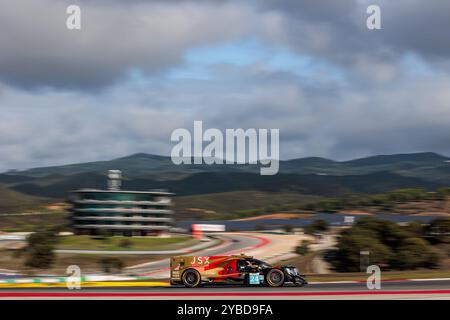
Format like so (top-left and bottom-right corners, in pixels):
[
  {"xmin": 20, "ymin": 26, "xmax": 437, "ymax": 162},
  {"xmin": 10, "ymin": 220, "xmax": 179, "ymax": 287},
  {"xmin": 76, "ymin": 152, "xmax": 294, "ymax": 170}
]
[
  {"xmin": 343, "ymin": 152, "xmax": 449, "ymax": 166},
  {"xmin": 6, "ymin": 171, "xmax": 444, "ymax": 199},
  {"xmin": 3, "ymin": 151, "xmax": 449, "ymax": 178},
  {"xmin": 0, "ymin": 152, "xmax": 449, "ymax": 200}
]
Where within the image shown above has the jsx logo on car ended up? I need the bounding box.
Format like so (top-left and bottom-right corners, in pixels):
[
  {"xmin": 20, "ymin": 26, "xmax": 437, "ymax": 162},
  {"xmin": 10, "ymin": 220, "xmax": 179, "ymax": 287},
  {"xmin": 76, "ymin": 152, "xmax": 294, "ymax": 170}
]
[{"xmin": 191, "ymin": 256, "xmax": 210, "ymax": 265}]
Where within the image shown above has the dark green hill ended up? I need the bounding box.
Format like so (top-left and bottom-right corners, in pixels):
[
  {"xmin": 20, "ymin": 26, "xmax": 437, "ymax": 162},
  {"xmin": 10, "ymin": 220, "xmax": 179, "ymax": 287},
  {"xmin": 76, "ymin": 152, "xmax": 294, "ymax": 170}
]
[
  {"xmin": 0, "ymin": 185, "xmax": 48, "ymax": 213},
  {"xmin": 11, "ymin": 172, "xmax": 108, "ymax": 198},
  {"xmin": 343, "ymin": 152, "xmax": 448, "ymax": 166},
  {"xmin": 4, "ymin": 154, "xmax": 251, "ymax": 179},
  {"xmin": 5, "ymin": 152, "xmax": 448, "ymax": 181},
  {"xmin": 2, "ymin": 152, "xmax": 449, "ymax": 200},
  {"xmin": 10, "ymin": 170, "xmax": 444, "ymax": 199},
  {"xmin": 5, "ymin": 154, "xmax": 174, "ymax": 178},
  {"xmin": 0, "ymin": 174, "xmax": 37, "ymax": 184}
]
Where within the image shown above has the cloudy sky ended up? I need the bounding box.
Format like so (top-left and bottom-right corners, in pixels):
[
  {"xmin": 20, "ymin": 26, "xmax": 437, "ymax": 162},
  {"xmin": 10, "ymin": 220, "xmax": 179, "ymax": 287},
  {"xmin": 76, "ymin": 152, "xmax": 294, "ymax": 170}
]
[{"xmin": 1, "ymin": 0, "xmax": 450, "ymax": 171}]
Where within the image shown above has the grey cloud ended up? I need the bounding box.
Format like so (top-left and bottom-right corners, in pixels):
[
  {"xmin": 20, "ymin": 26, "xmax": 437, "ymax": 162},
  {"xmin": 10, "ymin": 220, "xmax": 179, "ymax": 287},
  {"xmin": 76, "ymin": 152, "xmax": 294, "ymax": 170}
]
[
  {"xmin": 255, "ymin": 0, "xmax": 450, "ymax": 67},
  {"xmin": 1, "ymin": 1, "xmax": 450, "ymax": 171},
  {"xmin": 0, "ymin": 0, "xmax": 263, "ymax": 89},
  {"xmin": 1, "ymin": 60, "xmax": 450, "ymax": 171},
  {"xmin": 2, "ymin": 0, "xmax": 450, "ymax": 89}
]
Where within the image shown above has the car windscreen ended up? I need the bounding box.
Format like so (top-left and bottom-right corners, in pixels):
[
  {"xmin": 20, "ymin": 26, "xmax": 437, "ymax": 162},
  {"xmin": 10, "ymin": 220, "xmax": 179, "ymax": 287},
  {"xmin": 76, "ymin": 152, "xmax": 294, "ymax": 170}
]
[{"xmin": 249, "ymin": 259, "xmax": 272, "ymax": 268}]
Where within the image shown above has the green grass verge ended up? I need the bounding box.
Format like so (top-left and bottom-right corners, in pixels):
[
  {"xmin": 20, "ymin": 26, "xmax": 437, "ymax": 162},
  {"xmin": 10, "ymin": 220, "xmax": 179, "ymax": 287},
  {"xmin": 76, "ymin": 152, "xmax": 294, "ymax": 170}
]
[
  {"xmin": 175, "ymin": 190, "xmax": 321, "ymax": 220},
  {"xmin": 0, "ymin": 211, "xmax": 69, "ymax": 232},
  {"xmin": 56, "ymin": 235, "xmax": 197, "ymax": 251}
]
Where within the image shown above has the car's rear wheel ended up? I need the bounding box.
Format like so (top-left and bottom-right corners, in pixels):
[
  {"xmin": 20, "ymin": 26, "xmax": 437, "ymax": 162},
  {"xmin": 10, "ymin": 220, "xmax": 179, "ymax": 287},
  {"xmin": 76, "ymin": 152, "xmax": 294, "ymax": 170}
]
[
  {"xmin": 266, "ymin": 269, "xmax": 285, "ymax": 287},
  {"xmin": 182, "ymin": 269, "xmax": 201, "ymax": 288}
]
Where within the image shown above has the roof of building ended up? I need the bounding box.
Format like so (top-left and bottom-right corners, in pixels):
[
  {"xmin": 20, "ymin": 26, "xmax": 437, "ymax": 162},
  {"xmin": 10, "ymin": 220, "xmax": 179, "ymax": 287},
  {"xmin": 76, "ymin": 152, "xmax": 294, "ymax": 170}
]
[{"xmin": 71, "ymin": 189, "xmax": 174, "ymax": 196}]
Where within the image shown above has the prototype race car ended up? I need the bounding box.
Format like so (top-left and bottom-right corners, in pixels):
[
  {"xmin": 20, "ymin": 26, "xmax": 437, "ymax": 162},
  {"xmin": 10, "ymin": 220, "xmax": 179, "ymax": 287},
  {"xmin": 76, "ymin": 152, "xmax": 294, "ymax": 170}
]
[{"xmin": 170, "ymin": 254, "xmax": 307, "ymax": 288}]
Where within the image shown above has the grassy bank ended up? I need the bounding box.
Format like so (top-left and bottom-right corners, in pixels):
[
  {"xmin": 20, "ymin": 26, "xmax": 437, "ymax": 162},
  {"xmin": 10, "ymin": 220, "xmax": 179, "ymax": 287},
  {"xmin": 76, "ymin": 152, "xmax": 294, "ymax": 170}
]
[
  {"xmin": 0, "ymin": 211, "xmax": 69, "ymax": 232},
  {"xmin": 56, "ymin": 235, "xmax": 197, "ymax": 251},
  {"xmin": 176, "ymin": 191, "xmax": 321, "ymax": 220},
  {"xmin": 0, "ymin": 250, "xmax": 169, "ymax": 275}
]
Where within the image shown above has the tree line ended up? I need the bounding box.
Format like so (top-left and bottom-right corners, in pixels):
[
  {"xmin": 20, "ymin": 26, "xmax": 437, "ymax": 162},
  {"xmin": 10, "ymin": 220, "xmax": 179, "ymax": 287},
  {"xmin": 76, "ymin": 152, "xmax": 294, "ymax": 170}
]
[
  {"xmin": 330, "ymin": 217, "xmax": 450, "ymax": 272},
  {"xmin": 302, "ymin": 187, "xmax": 450, "ymax": 212}
]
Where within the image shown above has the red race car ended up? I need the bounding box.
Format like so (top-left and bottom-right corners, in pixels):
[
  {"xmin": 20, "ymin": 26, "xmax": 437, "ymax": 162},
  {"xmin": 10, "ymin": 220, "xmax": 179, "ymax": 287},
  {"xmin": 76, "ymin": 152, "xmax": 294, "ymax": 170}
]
[{"xmin": 170, "ymin": 254, "xmax": 307, "ymax": 287}]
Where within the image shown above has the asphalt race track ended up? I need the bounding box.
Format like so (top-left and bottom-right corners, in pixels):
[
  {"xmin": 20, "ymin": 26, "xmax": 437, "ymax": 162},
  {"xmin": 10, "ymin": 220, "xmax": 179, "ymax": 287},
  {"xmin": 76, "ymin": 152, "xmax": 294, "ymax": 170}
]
[{"xmin": 1, "ymin": 280, "xmax": 449, "ymax": 299}]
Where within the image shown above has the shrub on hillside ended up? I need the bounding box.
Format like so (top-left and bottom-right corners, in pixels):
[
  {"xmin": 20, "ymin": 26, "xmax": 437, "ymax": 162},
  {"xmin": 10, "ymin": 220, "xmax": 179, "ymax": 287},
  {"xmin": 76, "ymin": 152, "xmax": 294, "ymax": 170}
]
[
  {"xmin": 332, "ymin": 217, "xmax": 442, "ymax": 272},
  {"xmin": 23, "ymin": 228, "xmax": 59, "ymax": 269},
  {"xmin": 285, "ymin": 225, "xmax": 294, "ymax": 233},
  {"xmin": 425, "ymin": 218, "xmax": 450, "ymax": 244},
  {"xmin": 333, "ymin": 232, "xmax": 393, "ymax": 272},
  {"xmin": 392, "ymin": 237, "xmax": 442, "ymax": 270},
  {"xmin": 304, "ymin": 219, "xmax": 329, "ymax": 235},
  {"xmin": 295, "ymin": 240, "xmax": 311, "ymax": 256}
]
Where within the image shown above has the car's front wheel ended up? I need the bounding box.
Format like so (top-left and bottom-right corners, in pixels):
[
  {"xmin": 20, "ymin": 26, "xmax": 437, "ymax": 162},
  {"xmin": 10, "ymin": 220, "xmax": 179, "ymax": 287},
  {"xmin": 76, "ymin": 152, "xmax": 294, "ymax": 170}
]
[
  {"xmin": 182, "ymin": 269, "xmax": 201, "ymax": 288},
  {"xmin": 294, "ymin": 276, "xmax": 306, "ymax": 287},
  {"xmin": 265, "ymin": 269, "xmax": 285, "ymax": 287}
]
